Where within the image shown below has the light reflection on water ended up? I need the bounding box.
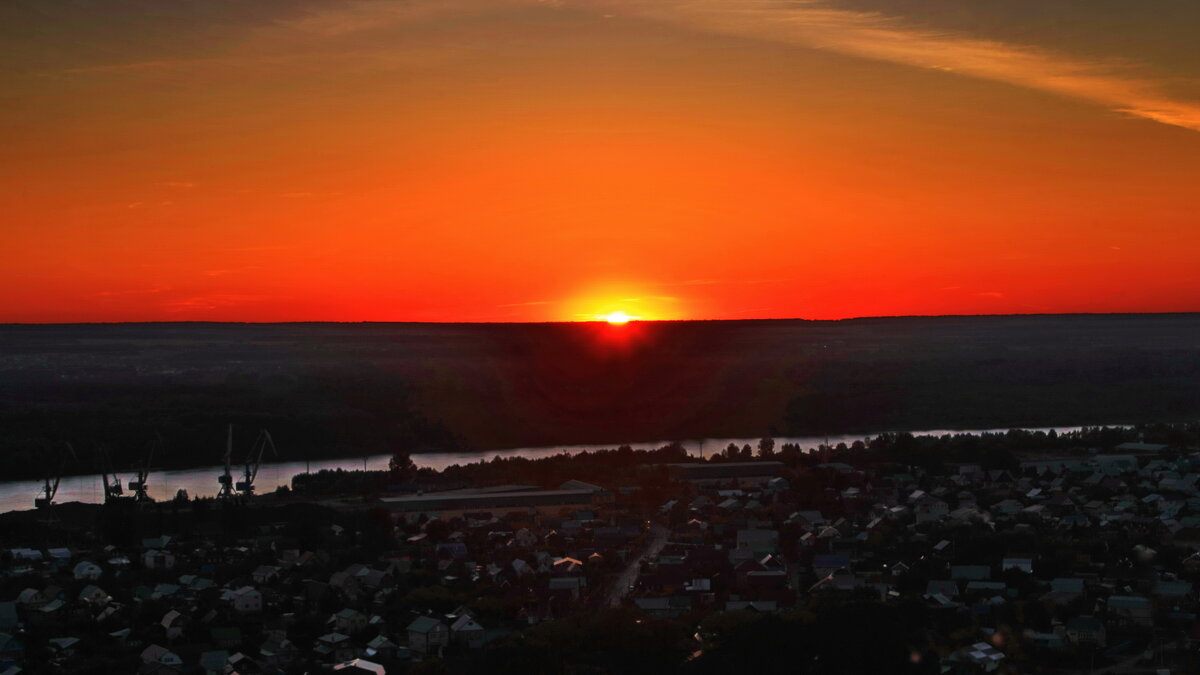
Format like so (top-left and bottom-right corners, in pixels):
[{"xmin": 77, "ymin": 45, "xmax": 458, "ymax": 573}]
[{"xmin": 0, "ymin": 426, "xmax": 1086, "ymax": 514}]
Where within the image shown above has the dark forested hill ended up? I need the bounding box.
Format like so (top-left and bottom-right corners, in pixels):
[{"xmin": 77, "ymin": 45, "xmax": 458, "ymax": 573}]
[{"xmin": 2, "ymin": 314, "xmax": 1199, "ymax": 479}]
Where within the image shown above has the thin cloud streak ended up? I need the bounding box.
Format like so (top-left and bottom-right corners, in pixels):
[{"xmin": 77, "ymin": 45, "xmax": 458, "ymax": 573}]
[
  {"xmin": 608, "ymin": 0, "xmax": 1200, "ymax": 132},
  {"xmin": 497, "ymin": 300, "xmax": 553, "ymax": 307},
  {"xmin": 164, "ymin": 294, "xmax": 270, "ymax": 313},
  {"xmin": 54, "ymin": 0, "xmax": 1200, "ymax": 132}
]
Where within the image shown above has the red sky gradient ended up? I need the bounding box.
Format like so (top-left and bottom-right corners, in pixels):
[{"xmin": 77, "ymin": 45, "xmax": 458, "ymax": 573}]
[{"xmin": 3, "ymin": 0, "xmax": 1199, "ymax": 322}]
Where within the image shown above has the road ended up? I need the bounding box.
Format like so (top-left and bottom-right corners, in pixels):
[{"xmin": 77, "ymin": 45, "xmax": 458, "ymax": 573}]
[{"xmin": 603, "ymin": 522, "xmax": 670, "ymax": 607}]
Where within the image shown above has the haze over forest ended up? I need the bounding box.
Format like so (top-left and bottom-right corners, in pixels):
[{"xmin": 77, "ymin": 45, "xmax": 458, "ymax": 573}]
[{"xmin": 2, "ymin": 314, "xmax": 1199, "ymax": 480}]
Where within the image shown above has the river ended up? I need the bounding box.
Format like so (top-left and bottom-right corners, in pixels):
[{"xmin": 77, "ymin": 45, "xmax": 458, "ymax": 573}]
[{"xmin": 0, "ymin": 426, "xmax": 1088, "ymax": 514}]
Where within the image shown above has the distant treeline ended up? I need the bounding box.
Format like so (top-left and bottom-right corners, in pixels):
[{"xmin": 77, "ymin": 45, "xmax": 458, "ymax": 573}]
[
  {"xmin": 785, "ymin": 424, "xmax": 1197, "ymax": 472},
  {"xmin": 289, "ymin": 443, "xmax": 694, "ymax": 498},
  {"xmin": 291, "ymin": 424, "xmax": 1200, "ymax": 499},
  {"xmin": 0, "ymin": 368, "xmax": 461, "ymax": 481},
  {"xmin": 780, "ymin": 318, "xmax": 1200, "ymax": 436},
  {"xmin": 3, "ymin": 316, "xmax": 1200, "ymax": 481},
  {"xmin": 703, "ymin": 424, "xmax": 1200, "ymax": 474}
]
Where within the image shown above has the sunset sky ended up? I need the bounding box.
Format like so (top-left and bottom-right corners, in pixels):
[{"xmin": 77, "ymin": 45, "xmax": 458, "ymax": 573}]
[{"xmin": 3, "ymin": 0, "xmax": 1199, "ymax": 322}]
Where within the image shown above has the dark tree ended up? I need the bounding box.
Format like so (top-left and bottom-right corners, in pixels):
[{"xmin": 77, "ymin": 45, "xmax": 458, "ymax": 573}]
[{"xmin": 389, "ymin": 451, "xmax": 417, "ymax": 478}]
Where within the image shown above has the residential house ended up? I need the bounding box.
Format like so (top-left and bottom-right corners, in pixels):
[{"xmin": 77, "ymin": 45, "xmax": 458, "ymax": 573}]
[
  {"xmin": 332, "ymin": 609, "xmax": 369, "ymax": 634},
  {"xmin": 78, "ymin": 585, "xmax": 110, "ymax": 606},
  {"xmin": 161, "ymin": 610, "xmax": 186, "ymax": 641},
  {"xmin": 364, "ymin": 634, "xmax": 398, "ymax": 660},
  {"xmin": 225, "ymin": 586, "xmax": 263, "ymax": 613},
  {"xmin": 451, "ymin": 614, "xmax": 485, "ymax": 648},
  {"xmin": 140, "ymin": 644, "xmax": 183, "ymax": 672},
  {"xmin": 1107, "ymin": 595, "xmax": 1154, "ymax": 628},
  {"xmin": 333, "ymin": 659, "xmax": 387, "ymax": 675},
  {"xmin": 315, "ymin": 632, "xmax": 358, "ymax": 662},
  {"xmin": 407, "ymin": 616, "xmax": 449, "ymax": 655},
  {"xmin": 1066, "ymin": 616, "xmax": 1106, "ymax": 647},
  {"xmin": 252, "ymin": 565, "xmax": 281, "ymax": 584},
  {"xmin": 144, "ymin": 550, "xmax": 175, "ymax": 570},
  {"xmin": 73, "ymin": 561, "xmax": 102, "ymax": 581}
]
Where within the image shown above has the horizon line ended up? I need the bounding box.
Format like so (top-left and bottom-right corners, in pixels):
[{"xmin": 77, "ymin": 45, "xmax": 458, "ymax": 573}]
[{"xmin": 2, "ymin": 310, "xmax": 1199, "ymax": 327}]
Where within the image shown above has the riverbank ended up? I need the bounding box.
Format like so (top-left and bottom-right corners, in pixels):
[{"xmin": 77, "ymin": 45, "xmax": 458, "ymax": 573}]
[{"xmin": 0, "ymin": 424, "xmax": 1147, "ymax": 514}]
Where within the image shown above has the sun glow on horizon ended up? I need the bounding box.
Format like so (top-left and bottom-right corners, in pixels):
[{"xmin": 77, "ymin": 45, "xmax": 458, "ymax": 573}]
[
  {"xmin": 566, "ymin": 284, "xmax": 678, "ymax": 323},
  {"xmin": 599, "ymin": 311, "xmax": 638, "ymax": 324}
]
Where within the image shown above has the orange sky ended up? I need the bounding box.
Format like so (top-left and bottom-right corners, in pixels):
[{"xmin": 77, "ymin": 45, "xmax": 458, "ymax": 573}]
[{"xmin": 3, "ymin": 0, "xmax": 1199, "ymax": 322}]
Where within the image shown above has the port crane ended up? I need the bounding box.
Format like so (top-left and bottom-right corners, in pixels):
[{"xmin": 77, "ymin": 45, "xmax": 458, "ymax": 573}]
[
  {"xmin": 218, "ymin": 425, "xmax": 277, "ymax": 498},
  {"xmin": 218, "ymin": 424, "xmax": 235, "ymax": 499},
  {"xmin": 35, "ymin": 443, "xmax": 75, "ymax": 509},
  {"xmin": 127, "ymin": 436, "xmax": 160, "ymax": 503},
  {"xmin": 237, "ymin": 429, "xmax": 277, "ymax": 496},
  {"xmin": 97, "ymin": 445, "xmax": 124, "ymax": 502}
]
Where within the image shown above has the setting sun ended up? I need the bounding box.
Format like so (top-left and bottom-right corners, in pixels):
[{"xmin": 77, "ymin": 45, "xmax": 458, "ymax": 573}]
[
  {"xmin": 600, "ymin": 311, "xmax": 636, "ymax": 324},
  {"xmin": 564, "ymin": 283, "xmax": 684, "ymax": 323}
]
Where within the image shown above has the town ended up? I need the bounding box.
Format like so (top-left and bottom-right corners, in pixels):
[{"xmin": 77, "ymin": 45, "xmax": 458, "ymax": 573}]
[{"xmin": 3, "ymin": 428, "xmax": 1200, "ymax": 674}]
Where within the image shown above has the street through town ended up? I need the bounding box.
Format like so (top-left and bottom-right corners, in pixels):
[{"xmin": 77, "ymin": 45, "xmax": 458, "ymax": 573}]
[{"xmin": 605, "ymin": 522, "xmax": 670, "ymax": 607}]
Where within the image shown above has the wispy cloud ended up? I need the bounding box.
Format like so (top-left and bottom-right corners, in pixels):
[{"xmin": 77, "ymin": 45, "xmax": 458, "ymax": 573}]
[
  {"xmin": 605, "ymin": 0, "xmax": 1200, "ymax": 132},
  {"xmin": 58, "ymin": 9, "xmax": 483, "ymax": 80},
  {"xmin": 226, "ymin": 245, "xmax": 287, "ymax": 253},
  {"xmin": 96, "ymin": 286, "xmax": 170, "ymax": 297},
  {"xmin": 203, "ymin": 267, "xmax": 261, "ymax": 276},
  {"xmin": 497, "ymin": 300, "xmax": 553, "ymax": 307},
  {"xmin": 278, "ymin": 0, "xmax": 491, "ymax": 37},
  {"xmin": 50, "ymin": 0, "xmax": 1200, "ymax": 134},
  {"xmin": 164, "ymin": 294, "xmax": 268, "ymax": 312},
  {"xmin": 666, "ymin": 277, "xmax": 788, "ymax": 287},
  {"xmin": 125, "ymin": 199, "xmax": 176, "ymax": 209}
]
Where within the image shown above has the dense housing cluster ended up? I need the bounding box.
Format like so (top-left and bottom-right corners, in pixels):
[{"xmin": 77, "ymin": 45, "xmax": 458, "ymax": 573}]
[{"xmin": 4, "ymin": 434, "xmax": 1200, "ymax": 674}]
